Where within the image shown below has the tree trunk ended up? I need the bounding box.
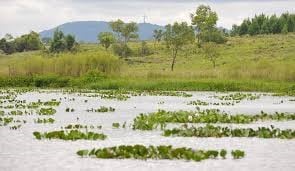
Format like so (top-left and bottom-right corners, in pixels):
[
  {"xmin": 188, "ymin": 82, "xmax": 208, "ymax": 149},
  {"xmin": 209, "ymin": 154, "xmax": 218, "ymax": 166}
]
[{"xmin": 171, "ymin": 49, "xmax": 178, "ymax": 71}]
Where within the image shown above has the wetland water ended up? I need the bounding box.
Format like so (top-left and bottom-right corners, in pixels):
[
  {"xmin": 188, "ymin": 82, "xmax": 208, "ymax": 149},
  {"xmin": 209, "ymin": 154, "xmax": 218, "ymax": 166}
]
[{"xmin": 0, "ymin": 90, "xmax": 295, "ymax": 171}]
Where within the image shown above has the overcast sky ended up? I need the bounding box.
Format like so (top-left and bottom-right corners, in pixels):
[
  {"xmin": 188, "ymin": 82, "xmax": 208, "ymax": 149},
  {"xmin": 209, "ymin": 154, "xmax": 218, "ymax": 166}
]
[{"xmin": 0, "ymin": 0, "xmax": 294, "ymax": 37}]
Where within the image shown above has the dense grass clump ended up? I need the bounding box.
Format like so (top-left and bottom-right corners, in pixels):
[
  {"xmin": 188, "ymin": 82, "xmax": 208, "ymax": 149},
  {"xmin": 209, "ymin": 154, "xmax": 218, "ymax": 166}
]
[
  {"xmin": 4, "ymin": 50, "xmax": 121, "ymax": 77},
  {"xmin": 33, "ymin": 130, "xmax": 107, "ymax": 141},
  {"xmin": 133, "ymin": 109, "xmax": 295, "ymax": 130},
  {"xmin": 76, "ymin": 145, "xmax": 245, "ymax": 161}
]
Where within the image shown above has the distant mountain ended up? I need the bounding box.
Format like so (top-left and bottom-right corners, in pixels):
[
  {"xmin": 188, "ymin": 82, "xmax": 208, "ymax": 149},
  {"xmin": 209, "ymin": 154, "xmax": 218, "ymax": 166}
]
[{"xmin": 40, "ymin": 21, "xmax": 164, "ymax": 43}]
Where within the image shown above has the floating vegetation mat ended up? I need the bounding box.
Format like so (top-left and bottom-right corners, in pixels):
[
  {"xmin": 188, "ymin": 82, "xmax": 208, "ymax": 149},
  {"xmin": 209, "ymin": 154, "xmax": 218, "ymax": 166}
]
[
  {"xmin": 133, "ymin": 109, "xmax": 295, "ymax": 130},
  {"xmin": 164, "ymin": 124, "xmax": 295, "ymax": 139},
  {"xmin": 77, "ymin": 145, "xmax": 245, "ymax": 161},
  {"xmin": 33, "ymin": 130, "xmax": 107, "ymax": 141}
]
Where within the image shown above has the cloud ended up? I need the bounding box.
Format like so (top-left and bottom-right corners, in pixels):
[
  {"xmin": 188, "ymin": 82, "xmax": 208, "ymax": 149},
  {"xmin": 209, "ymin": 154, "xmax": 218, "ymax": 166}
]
[{"xmin": 0, "ymin": 0, "xmax": 294, "ymax": 37}]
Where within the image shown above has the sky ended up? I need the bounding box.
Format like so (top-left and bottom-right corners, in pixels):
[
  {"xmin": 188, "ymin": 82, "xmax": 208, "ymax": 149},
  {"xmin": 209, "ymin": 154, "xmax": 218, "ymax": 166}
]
[{"xmin": 0, "ymin": 0, "xmax": 294, "ymax": 37}]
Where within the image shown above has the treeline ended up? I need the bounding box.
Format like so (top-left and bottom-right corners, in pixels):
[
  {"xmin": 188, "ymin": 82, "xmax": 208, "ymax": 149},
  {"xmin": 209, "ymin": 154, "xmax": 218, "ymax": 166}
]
[
  {"xmin": 0, "ymin": 29, "xmax": 78, "ymax": 55},
  {"xmin": 0, "ymin": 32, "xmax": 42, "ymax": 54},
  {"xmin": 231, "ymin": 13, "xmax": 295, "ymax": 36}
]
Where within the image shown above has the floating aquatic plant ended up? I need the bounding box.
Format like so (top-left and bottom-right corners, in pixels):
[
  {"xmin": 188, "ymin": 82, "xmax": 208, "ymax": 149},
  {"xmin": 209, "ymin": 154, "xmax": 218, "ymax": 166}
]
[
  {"xmin": 163, "ymin": 124, "xmax": 295, "ymax": 139},
  {"xmin": 33, "ymin": 130, "xmax": 107, "ymax": 141},
  {"xmin": 34, "ymin": 118, "xmax": 55, "ymax": 124},
  {"xmin": 38, "ymin": 107, "xmax": 56, "ymax": 115},
  {"xmin": 112, "ymin": 123, "xmax": 120, "ymax": 128},
  {"xmin": 87, "ymin": 106, "xmax": 115, "ymax": 113},
  {"xmin": 77, "ymin": 145, "xmax": 245, "ymax": 161},
  {"xmin": 133, "ymin": 109, "xmax": 295, "ymax": 130}
]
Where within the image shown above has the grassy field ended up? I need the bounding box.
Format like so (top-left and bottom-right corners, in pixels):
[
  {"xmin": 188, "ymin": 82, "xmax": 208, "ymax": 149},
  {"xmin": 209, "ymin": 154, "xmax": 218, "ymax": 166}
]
[{"xmin": 0, "ymin": 33, "xmax": 294, "ymax": 93}]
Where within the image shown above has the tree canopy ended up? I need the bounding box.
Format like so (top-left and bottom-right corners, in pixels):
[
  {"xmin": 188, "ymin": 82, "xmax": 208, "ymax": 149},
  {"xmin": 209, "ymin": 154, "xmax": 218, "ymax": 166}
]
[
  {"xmin": 231, "ymin": 13, "xmax": 295, "ymax": 36},
  {"xmin": 164, "ymin": 22, "xmax": 195, "ymax": 71}
]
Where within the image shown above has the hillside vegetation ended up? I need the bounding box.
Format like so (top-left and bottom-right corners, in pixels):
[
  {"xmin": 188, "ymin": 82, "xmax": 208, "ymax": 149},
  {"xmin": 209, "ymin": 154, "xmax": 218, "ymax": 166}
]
[{"xmin": 0, "ymin": 33, "xmax": 294, "ymax": 93}]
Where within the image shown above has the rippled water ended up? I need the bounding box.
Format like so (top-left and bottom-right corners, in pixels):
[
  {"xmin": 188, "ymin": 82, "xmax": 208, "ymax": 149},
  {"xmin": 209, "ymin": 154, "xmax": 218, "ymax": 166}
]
[{"xmin": 0, "ymin": 91, "xmax": 295, "ymax": 171}]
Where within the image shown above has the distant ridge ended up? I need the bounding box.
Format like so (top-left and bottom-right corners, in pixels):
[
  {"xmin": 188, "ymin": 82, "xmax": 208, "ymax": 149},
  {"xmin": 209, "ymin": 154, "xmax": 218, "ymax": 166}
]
[{"xmin": 40, "ymin": 21, "xmax": 164, "ymax": 43}]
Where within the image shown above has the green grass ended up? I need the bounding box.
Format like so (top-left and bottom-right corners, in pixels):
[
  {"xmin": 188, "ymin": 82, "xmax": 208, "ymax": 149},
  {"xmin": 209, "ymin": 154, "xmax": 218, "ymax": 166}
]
[{"xmin": 0, "ymin": 33, "xmax": 294, "ymax": 92}]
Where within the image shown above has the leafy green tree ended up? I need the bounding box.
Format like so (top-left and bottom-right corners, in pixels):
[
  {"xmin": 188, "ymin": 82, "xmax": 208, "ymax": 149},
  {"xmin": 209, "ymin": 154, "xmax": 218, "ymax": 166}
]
[
  {"xmin": 153, "ymin": 29, "xmax": 163, "ymax": 43},
  {"xmin": 202, "ymin": 42, "xmax": 220, "ymax": 68},
  {"xmin": 110, "ymin": 20, "xmax": 138, "ymax": 57},
  {"xmin": 65, "ymin": 34, "xmax": 76, "ymax": 51},
  {"xmin": 248, "ymin": 20, "xmax": 259, "ymax": 35},
  {"xmin": 191, "ymin": 5, "xmax": 218, "ymax": 44},
  {"xmin": 200, "ymin": 29, "xmax": 227, "ymax": 44},
  {"xmin": 239, "ymin": 19, "xmax": 250, "ymax": 35},
  {"xmin": 282, "ymin": 24, "xmax": 288, "ymax": 34},
  {"xmin": 164, "ymin": 22, "xmax": 195, "ymax": 71},
  {"xmin": 49, "ymin": 29, "xmax": 77, "ymax": 53},
  {"xmin": 50, "ymin": 29, "xmax": 66, "ymax": 53},
  {"xmin": 0, "ymin": 38, "xmax": 15, "ymax": 54},
  {"xmin": 98, "ymin": 32, "xmax": 115, "ymax": 50}
]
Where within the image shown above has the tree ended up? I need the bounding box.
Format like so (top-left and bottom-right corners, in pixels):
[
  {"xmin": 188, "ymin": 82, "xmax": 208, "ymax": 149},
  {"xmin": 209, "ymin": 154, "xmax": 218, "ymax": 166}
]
[
  {"xmin": 98, "ymin": 32, "xmax": 115, "ymax": 50},
  {"xmin": 153, "ymin": 29, "xmax": 163, "ymax": 43},
  {"xmin": 49, "ymin": 29, "xmax": 77, "ymax": 53},
  {"xmin": 65, "ymin": 34, "xmax": 76, "ymax": 51},
  {"xmin": 110, "ymin": 20, "xmax": 138, "ymax": 57},
  {"xmin": 239, "ymin": 19, "xmax": 250, "ymax": 35},
  {"xmin": 50, "ymin": 29, "xmax": 66, "ymax": 53},
  {"xmin": 191, "ymin": 5, "xmax": 218, "ymax": 44},
  {"xmin": 282, "ymin": 24, "xmax": 288, "ymax": 34},
  {"xmin": 164, "ymin": 22, "xmax": 195, "ymax": 71},
  {"xmin": 202, "ymin": 42, "xmax": 220, "ymax": 68}
]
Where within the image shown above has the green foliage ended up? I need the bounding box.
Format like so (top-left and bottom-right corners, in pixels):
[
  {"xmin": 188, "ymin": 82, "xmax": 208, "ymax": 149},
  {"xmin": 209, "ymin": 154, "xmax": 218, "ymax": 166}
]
[
  {"xmin": 164, "ymin": 124, "xmax": 295, "ymax": 139},
  {"xmin": 98, "ymin": 32, "xmax": 116, "ymax": 50},
  {"xmin": 132, "ymin": 109, "xmax": 295, "ymax": 130},
  {"xmin": 153, "ymin": 29, "xmax": 164, "ymax": 43},
  {"xmin": 110, "ymin": 19, "xmax": 138, "ymax": 57},
  {"xmin": 191, "ymin": 5, "xmax": 219, "ymax": 44},
  {"xmin": 112, "ymin": 122, "xmax": 120, "ymax": 128},
  {"xmin": 231, "ymin": 150, "xmax": 245, "ymax": 159},
  {"xmin": 232, "ymin": 13, "xmax": 295, "ymax": 36},
  {"xmin": 164, "ymin": 22, "xmax": 195, "ymax": 71},
  {"xmin": 49, "ymin": 29, "xmax": 78, "ymax": 53},
  {"xmin": 202, "ymin": 42, "xmax": 220, "ymax": 68},
  {"xmin": 87, "ymin": 106, "xmax": 115, "ymax": 112},
  {"xmin": 33, "ymin": 130, "xmax": 107, "ymax": 141},
  {"xmin": 34, "ymin": 118, "xmax": 55, "ymax": 124},
  {"xmin": 112, "ymin": 43, "xmax": 132, "ymax": 57},
  {"xmin": 77, "ymin": 145, "xmax": 242, "ymax": 161},
  {"xmin": 0, "ymin": 31, "xmax": 42, "ymax": 54},
  {"xmin": 37, "ymin": 107, "xmax": 56, "ymax": 115},
  {"xmin": 6, "ymin": 50, "xmax": 121, "ymax": 77}
]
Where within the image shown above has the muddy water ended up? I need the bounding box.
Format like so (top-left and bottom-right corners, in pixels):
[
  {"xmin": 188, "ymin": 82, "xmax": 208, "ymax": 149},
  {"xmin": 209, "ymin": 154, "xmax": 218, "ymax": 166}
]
[{"xmin": 0, "ymin": 91, "xmax": 294, "ymax": 171}]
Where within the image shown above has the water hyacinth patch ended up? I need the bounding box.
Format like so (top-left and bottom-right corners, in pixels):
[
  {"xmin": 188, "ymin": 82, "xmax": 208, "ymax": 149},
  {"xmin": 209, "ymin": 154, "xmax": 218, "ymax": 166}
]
[
  {"xmin": 188, "ymin": 100, "xmax": 209, "ymax": 106},
  {"xmin": 34, "ymin": 118, "xmax": 55, "ymax": 124},
  {"xmin": 132, "ymin": 109, "xmax": 295, "ymax": 130},
  {"xmin": 76, "ymin": 145, "xmax": 245, "ymax": 161},
  {"xmin": 216, "ymin": 93, "xmax": 260, "ymax": 102},
  {"xmin": 87, "ymin": 106, "xmax": 115, "ymax": 113},
  {"xmin": 0, "ymin": 117, "xmax": 14, "ymax": 126},
  {"xmin": 38, "ymin": 107, "xmax": 57, "ymax": 115},
  {"xmin": 163, "ymin": 124, "xmax": 295, "ymax": 139},
  {"xmin": 112, "ymin": 122, "xmax": 120, "ymax": 128},
  {"xmin": 33, "ymin": 130, "xmax": 107, "ymax": 141},
  {"xmin": 63, "ymin": 124, "xmax": 102, "ymax": 129},
  {"xmin": 231, "ymin": 150, "xmax": 245, "ymax": 159}
]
